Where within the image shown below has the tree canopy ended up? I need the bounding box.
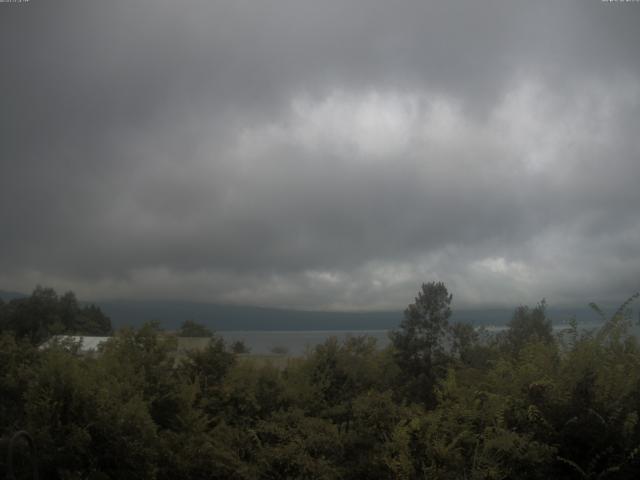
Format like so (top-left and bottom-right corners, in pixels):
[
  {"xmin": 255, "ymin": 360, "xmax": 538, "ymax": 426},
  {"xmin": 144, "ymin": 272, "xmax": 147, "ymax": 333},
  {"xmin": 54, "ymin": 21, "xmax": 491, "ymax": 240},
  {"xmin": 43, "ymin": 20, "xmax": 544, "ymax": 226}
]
[
  {"xmin": 178, "ymin": 319, "xmax": 214, "ymax": 337},
  {"xmin": 1, "ymin": 285, "xmax": 639, "ymax": 479},
  {"xmin": 390, "ymin": 281, "xmax": 453, "ymax": 406},
  {"xmin": 0, "ymin": 286, "xmax": 111, "ymax": 343}
]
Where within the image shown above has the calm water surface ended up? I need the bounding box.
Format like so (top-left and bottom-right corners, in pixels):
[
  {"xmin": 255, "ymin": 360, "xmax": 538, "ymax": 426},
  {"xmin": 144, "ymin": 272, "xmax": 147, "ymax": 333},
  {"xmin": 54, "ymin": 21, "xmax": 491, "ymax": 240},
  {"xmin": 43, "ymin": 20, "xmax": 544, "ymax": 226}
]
[{"xmin": 218, "ymin": 322, "xmax": 614, "ymax": 355}]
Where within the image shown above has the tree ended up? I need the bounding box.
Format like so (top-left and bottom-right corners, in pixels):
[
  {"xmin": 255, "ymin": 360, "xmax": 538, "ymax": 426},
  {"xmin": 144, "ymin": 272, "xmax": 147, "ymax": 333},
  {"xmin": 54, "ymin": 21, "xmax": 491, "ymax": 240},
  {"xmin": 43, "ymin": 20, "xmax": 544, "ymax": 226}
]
[
  {"xmin": 231, "ymin": 340, "xmax": 250, "ymax": 354},
  {"xmin": 77, "ymin": 304, "xmax": 112, "ymax": 335},
  {"xmin": 178, "ymin": 320, "xmax": 213, "ymax": 337},
  {"xmin": 0, "ymin": 286, "xmax": 111, "ymax": 343},
  {"xmin": 390, "ymin": 282, "xmax": 452, "ymax": 406},
  {"xmin": 179, "ymin": 336, "xmax": 235, "ymax": 394},
  {"xmin": 449, "ymin": 321, "xmax": 492, "ymax": 368},
  {"xmin": 504, "ymin": 300, "xmax": 553, "ymax": 354}
]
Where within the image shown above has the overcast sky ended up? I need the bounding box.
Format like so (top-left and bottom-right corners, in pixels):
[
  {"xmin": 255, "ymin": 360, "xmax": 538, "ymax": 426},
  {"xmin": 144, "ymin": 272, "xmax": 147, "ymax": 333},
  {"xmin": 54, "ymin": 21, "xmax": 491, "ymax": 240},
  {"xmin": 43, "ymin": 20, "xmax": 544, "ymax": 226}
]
[{"xmin": 1, "ymin": 1, "xmax": 639, "ymax": 310}]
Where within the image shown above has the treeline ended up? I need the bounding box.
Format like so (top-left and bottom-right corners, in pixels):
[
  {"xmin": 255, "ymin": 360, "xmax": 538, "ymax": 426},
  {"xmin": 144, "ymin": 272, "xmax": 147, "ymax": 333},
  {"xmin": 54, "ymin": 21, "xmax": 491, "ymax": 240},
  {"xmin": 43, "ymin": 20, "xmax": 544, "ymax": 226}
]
[
  {"xmin": 1, "ymin": 284, "xmax": 640, "ymax": 479},
  {"xmin": 0, "ymin": 286, "xmax": 112, "ymax": 343}
]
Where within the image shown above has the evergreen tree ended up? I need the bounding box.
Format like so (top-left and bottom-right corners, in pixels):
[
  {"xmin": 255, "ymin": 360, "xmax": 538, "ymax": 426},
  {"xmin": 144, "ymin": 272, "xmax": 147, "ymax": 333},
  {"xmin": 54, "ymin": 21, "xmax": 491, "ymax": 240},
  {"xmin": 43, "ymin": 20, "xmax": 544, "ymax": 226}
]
[{"xmin": 390, "ymin": 281, "xmax": 452, "ymax": 406}]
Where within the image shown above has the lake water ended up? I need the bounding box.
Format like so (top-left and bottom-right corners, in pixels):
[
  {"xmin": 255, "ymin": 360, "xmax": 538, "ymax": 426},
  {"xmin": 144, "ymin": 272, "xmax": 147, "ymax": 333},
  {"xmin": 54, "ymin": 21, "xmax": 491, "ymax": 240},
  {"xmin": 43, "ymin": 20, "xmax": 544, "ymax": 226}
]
[{"xmin": 218, "ymin": 322, "xmax": 618, "ymax": 355}]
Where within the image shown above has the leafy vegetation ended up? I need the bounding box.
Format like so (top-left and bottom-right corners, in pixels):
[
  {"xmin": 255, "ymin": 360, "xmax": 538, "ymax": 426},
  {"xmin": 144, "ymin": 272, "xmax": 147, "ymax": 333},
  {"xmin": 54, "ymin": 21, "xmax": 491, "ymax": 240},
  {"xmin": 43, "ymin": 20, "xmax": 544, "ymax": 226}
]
[
  {"xmin": 1, "ymin": 283, "xmax": 639, "ymax": 479},
  {"xmin": 178, "ymin": 319, "xmax": 214, "ymax": 338},
  {"xmin": 0, "ymin": 286, "xmax": 111, "ymax": 343}
]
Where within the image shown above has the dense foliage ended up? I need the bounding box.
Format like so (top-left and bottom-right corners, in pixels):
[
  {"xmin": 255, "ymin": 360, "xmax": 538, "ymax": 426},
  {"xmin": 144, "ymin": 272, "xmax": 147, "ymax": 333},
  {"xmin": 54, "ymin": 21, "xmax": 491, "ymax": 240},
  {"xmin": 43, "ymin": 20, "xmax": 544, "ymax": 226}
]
[
  {"xmin": 1, "ymin": 285, "xmax": 639, "ymax": 479},
  {"xmin": 0, "ymin": 287, "xmax": 112, "ymax": 343},
  {"xmin": 178, "ymin": 320, "xmax": 214, "ymax": 338}
]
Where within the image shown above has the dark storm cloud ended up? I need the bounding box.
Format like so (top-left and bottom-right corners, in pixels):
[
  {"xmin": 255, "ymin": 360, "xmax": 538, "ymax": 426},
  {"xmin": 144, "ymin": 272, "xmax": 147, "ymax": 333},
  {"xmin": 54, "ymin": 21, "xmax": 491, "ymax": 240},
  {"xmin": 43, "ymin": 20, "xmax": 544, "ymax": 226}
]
[{"xmin": 1, "ymin": 0, "xmax": 639, "ymax": 309}]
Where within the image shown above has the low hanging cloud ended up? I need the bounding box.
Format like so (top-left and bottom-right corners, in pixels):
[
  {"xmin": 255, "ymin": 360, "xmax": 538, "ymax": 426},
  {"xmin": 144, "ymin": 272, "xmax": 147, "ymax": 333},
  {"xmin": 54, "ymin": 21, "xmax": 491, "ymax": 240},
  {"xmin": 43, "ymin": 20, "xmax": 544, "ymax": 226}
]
[{"xmin": 1, "ymin": 1, "xmax": 639, "ymax": 310}]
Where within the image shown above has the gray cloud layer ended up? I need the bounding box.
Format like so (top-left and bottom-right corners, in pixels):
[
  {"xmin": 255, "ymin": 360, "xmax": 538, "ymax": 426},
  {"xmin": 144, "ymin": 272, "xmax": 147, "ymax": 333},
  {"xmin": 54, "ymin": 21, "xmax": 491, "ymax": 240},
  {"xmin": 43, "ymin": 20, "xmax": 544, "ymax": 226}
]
[{"xmin": 1, "ymin": 1, "xmax": 639, "ymax": 309}]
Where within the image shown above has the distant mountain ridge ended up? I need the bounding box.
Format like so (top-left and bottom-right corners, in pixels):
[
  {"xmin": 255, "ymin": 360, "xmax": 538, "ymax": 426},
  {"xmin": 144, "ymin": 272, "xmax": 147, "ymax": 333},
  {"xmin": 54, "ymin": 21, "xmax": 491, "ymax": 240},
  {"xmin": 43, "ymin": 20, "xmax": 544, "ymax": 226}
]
[
  {"xmin": 1, "ymin": 290, "xmax": 607, "ymax": 331},
  {"xmin": 0, "ymin": 290, "xmax": 28, "ymax": 301},
  {"xmin": 97, "ymin": 300, "xmax": 402, "ymax": 331},
  {"xmin": 95, "ymin": 300, "xmax": 604, "ymax": 331}
]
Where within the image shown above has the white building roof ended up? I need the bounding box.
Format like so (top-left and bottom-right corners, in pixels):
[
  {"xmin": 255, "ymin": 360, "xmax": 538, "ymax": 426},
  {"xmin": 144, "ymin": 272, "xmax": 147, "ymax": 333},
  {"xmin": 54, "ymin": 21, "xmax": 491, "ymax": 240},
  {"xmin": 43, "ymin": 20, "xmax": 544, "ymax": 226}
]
[{"xmin": 40, "ymin": 335, "xmax": 111, "ymax": 353}]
